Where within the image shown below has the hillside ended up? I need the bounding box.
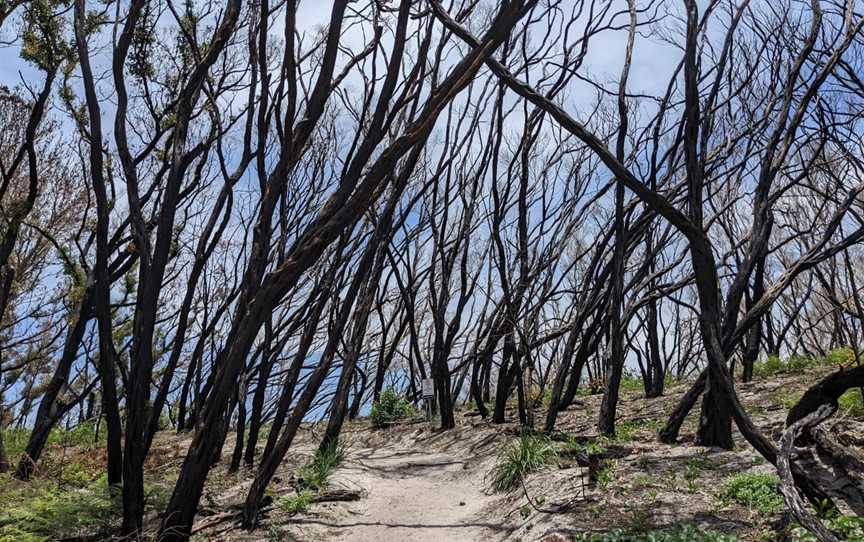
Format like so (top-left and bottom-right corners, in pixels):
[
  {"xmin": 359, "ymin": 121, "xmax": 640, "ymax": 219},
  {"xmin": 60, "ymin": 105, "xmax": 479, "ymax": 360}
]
[{"xmin": 3, "ymin": 361, "xmax": 861, "ymax": 542}]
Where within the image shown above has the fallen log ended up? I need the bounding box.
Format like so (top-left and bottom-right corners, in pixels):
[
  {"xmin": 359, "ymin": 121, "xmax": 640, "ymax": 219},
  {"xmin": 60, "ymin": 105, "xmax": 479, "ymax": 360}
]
[{"xmin": 309, "ymin": 488, "xmax": 363, "ymax": 503}]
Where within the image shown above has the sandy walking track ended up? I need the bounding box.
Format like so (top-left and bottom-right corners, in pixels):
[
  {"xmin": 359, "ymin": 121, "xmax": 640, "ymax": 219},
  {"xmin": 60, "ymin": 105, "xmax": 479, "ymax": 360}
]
[{"xmin": 287, "ymin": 440, "xmax": 514, "ymax": 541}]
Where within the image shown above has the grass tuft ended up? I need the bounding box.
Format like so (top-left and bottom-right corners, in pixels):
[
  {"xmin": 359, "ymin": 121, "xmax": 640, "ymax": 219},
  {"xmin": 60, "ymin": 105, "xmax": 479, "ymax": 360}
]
[
  {"xmin": 298, "ymin": 440, "xmax": 346, "ymax": 490},
  {"xmin": 490, "ymin": 434, "xmax": 557, "ymax": 492},
  {"xmin": 276, "ymin": 490, "xmax": 314, "ymax": 515}
]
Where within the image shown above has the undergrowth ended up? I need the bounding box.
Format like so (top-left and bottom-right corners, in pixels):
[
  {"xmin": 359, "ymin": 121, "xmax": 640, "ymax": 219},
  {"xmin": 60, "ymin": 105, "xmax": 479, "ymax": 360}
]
[
  {"xmin": 718, "ymin": 473, "xmax": 784, "ymax": 514},
  {"xmin": 491, "ymin": 433, "xmax": 558, "ymax": 491},
  {"xmin": 574, "ymin": 524, "xmax": 736, "ymax": 541},
  {"xmin": 2, "ymin": 421, "xmax": 104, "ymax": 463},
  {"xmin": 0, "ymin": 474, "xmax": 119, "ymax": 542},
  {"xmin": 371, "ymin": 388, "xmax": 413, "ymax": 428},
  {"xmin": 565, "ymin": 418, "xmax": 662, "ymax": 457},
  {"xmin": 753, "ymin": 348, "xmax": 852, "ymax": 377}
]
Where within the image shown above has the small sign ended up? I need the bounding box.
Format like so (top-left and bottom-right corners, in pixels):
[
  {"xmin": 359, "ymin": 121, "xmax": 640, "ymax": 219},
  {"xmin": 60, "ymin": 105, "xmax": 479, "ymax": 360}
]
[{"xmin": 421, "ymin": 378, "xmax": 434, "ymax": 398}]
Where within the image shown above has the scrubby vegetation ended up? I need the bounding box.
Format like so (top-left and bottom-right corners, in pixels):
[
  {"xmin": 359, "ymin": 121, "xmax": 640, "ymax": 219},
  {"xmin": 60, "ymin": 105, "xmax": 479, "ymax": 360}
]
[
  {"xmin": 573, "ymin": 525, "xmax": 736, "ymax": 542},
  {"xmin": 370, "ymin": 388, "xmax": 414, "ymax": 428},
  {"xmin": 0, "ymin": 475, "xmax": 119, "ymax": 542},
  {"xmin": 752, "ymin": 348, "xmax": 853, "ymax": 377}
]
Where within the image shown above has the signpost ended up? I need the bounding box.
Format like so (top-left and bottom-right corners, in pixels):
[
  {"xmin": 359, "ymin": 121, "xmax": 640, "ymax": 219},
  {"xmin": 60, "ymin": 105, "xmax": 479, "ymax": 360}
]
[{"xmin": 421, "ymin": 378, "xmax": 434, "ymax": 421}]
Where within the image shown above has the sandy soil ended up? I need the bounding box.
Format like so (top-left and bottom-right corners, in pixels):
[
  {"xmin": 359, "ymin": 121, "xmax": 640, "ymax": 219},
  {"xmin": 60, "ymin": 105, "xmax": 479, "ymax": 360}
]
[
  {"xmin": 286, "ymin": 445, "xmax": 510, "ymax": 541},
  {"xmin": 279, "ymin": 424, "xmax": 515, "ymax": 542}
]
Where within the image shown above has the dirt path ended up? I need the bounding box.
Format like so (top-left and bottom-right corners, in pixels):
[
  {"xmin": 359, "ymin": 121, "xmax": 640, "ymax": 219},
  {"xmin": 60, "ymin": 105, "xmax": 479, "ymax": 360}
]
[{"xmin": 286, "ymin": 440, "xmax": 513, "ymax": 541}]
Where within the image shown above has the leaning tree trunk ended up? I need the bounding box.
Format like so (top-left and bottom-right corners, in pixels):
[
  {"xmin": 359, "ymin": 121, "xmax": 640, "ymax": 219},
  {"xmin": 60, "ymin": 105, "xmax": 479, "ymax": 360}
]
[
  {"xmin": 778, "ymin": 405, "xmax": 840, "ymax": 542},
  {"xmin": 774, "ymin": 366, "xmax": 864, "ymax": 542}
]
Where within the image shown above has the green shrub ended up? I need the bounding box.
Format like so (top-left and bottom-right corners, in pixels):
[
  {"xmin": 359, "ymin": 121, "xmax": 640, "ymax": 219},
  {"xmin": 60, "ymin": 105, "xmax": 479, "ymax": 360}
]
[
  {"xmin": 277, "ymin": 490, "xmax": 314, "ymax": 515},
  {"xmin": 490, "ymin": 434, "xmax": 557, "ymax": 492},
  {"xmin": 370, "ymin": 388, "xmax": 413, "ymax": 428},
  {"xmin": 574, "ymin": 525, "xmax": 736, "ymax": 541},
  {"xmin": 298, "ymin": 440, "xmax": 346, "ymax": 490},
  {"xmin": 719, "ymin": 473, "xmax": 785, "ymax": 514}
]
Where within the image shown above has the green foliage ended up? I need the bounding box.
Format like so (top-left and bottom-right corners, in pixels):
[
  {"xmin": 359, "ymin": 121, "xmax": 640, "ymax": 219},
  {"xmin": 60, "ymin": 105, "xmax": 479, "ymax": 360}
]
[
  {"xmin": 0, "ymin": 474, "xmax": 119, "ymax": 541},
  {"xmin": 632, "ymin": 473, "xmax": 655, "ymax": 488},
  {"xmin": 490, "ymin": 434, "xmax": 558, "ymax": 492},
  {"xmin": 682, "ymin": 457, "xmax": 706, "ymax": 493},
  {"xmin": 789, "ymin": 514, "xmax": 864, "ymax": 541},
  {"xmin": 838, "ymin": 389, "xmax": 864, "ymax": 417},
  {"xmin": 370, "ymin": 388, "xmax": 413, "ymax": 428},
  {"xmin": 2, "ymin": 422, "xmax": 103, "ymax": 473},
  {"xmin": 129, "ymin": 0, "xmax": 157, "ymax": 80},
  {"xmin": 614, "ymin": 418, "xmax": 662, "ymax": 441},
  {"xmin": 276, "ymin": 490, "xmax": 314, "ymax": 515},
  {"xmin": 719, "ymin": 473, "xmax": 785, "ymax": 514},
  {"xmin": 566, "ymin": 418, "xmax": 662, "ymax": 456},
  {"xmin": 566, "ymin": 434, "xmax": 607, "ymax": 457},
  {"xmin": 753, "ymin": 348, "xmax": 852, "ymax": 377},
  {"xmin": 298, "ymin": 440, "xmax": 346, "ymax": 490},
  {"xmin": 20, "ymin": 0, "xmax": 75, "ymax": 72},
  {"xmin": 2, "ymin": 426, "xmax": 30, "ymax": 460},
  {"xmin": 573, "ymin": 525, "xmax": 737, "ymax": 541},
  {"xmin": 596, "ymin": 460, "xmax": 617, "ymax": 490},
  {"xmin": 47, "ymin": 420, "xmax": 103, "ymax": 449},
  {"xmin": 619, "ymin": 372, "xmax": 644, "ymax": 392}
]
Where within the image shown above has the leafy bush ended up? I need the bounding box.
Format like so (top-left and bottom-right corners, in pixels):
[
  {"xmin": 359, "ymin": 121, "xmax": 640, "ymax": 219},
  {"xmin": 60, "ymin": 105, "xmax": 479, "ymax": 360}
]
[
  {"xmin": 490, "ymin": 434, "xmax": 558, "ymax": 492},
  {"xmin": 574, "ymin": 525, "xmax": 737, "ymax": 541},
  {"xmin": 719, "ymin": 473, "xmax": 785, "ymax": 514},
  {"xmin": 277, "ymin": 490, "xmax": 314, "ymax": 515},
  {"xmin": 371, "ymin": 388, "xmax": 413, "ymax": 428},
  {"xmin": 298, "ymin": 440, "xmax": 346, "ymax": 490}
]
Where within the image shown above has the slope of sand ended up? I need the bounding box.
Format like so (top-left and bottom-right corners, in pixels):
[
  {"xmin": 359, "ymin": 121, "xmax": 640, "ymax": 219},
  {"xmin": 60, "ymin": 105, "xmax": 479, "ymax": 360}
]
[{"xmin": 282, "ymin": 425, "xmax": 515, "ymax": 541}]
